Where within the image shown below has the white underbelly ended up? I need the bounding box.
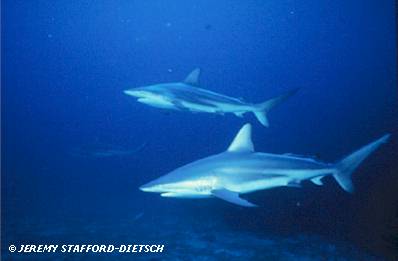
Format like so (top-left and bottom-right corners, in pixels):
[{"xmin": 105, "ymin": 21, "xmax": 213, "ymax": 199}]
[
  {"xmin": 180, "ymin": 101, "xmax": 218, "ymax": 113},
  {"xmin": 161, "ymin": 192, "xmax": 211, "ymax": 198},
  {"xmin": 226, "ymin": 178, "xmax": 289, "ymax": 194},
  {"xmin": 138, "ymin": 97, "xmax": 175, "ymax": 109}
]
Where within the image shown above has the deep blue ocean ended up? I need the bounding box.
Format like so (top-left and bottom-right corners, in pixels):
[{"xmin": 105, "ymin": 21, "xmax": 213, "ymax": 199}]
[{"xmin": 2, "ymin": 1, "xmax": 398, "ymax": 260}]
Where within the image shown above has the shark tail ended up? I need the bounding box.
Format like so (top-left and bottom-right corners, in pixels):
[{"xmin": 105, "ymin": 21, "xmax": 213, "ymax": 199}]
[
  {"xmin": 252, "ymin": 88, "xmax": 299, "ymax": 127},
  {"xmin": 333, "ymin": 134, "xmax": 390, "ymax": 193}
]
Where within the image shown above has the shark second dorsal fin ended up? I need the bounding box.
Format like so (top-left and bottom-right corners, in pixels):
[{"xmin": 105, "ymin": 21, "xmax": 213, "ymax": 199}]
[
  {"xmin": 184, "ymin": 68, "xmax": 201, "ymax": 86},
  {"xmin": 227, "ymin": 124, "xmax": 254, "ymax": 153}
]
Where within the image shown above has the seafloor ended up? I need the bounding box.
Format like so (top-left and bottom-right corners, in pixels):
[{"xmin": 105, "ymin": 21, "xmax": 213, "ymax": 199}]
[{"xmin": 3, "ymin": 214, "xmax": 381, "ymax": 261}]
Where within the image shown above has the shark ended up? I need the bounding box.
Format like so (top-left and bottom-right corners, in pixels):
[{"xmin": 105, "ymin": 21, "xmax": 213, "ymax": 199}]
[
  {"xmin": 139, "ymin": 124, "xmax": 390, "ymax": 207},
  {"xmin": 124, "ymin": 69, "xmax": 298, "ymax": 127}
]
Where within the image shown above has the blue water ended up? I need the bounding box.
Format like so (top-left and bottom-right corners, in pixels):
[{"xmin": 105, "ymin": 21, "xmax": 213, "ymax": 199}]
[{"xmin": 2, "ymin": 1, "xmax": 397, "ymax": 260}]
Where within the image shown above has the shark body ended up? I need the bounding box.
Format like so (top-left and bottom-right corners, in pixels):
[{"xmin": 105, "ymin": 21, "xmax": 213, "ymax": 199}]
[
  {"xmin": 124, "ymin": 69, "xmax": 298, "ymax": 127},
  {"xmin": 140, "ymin": 124, "xmax": 389, "ymax": 207}
]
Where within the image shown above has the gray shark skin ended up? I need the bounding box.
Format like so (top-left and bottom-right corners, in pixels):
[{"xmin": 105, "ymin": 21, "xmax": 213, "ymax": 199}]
[
  {"xmin": 124, "ymin": 69, "xmax": 298, "ymax": 127},
  {"xmin": 140, "ymin": 124, "xmax": 390, "ymax": 207}
]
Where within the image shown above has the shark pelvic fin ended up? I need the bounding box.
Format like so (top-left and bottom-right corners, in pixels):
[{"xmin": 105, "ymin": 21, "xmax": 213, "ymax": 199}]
[
  {"xmin": 212, "ymin": 189, "xmax": 257, "ymax": 207},
  {"xmin": 234, "ymin": 111, "xmax": 245, "ymax": 118},
  {"xmin": 227, "ymin": 124, "xmax": 254, "ymax": 153},
  {"xmin": 311, "ymin": 176, "xmax": 324, "ymax": 186},
  {"xmin": 184, "ymin": 68, "xmax": 201, "ymax": 86}
]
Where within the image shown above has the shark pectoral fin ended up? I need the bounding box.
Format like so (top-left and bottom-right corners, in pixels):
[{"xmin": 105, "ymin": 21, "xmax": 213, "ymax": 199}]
[
  {"xmin": 212, "ymin": 189, "xmax": 257, "ymax": 207},
  {"xmin": 311, "ymin": 176, "xmax": 324, "ymax": 186},
  {"xmin": 184, "ymin": 68, "xmax": 201, "ymax": 86}
]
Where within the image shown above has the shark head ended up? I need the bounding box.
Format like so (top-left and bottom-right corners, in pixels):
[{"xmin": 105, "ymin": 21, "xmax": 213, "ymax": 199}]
[
  {"xmin": 139, "ymin": 179, "xmax": 166, "ymax": 193},
  {"xmin": 124, "ymin": 85, "xmax": 161, "ymax": 99},
  {"xmin": 139, "ymin": 177, "xmax": 217, "ymax": 198},
  {"xmin": 124, "ymin": 84, "xmax": 176, "ymax": 109},
  {"xmin": 138, "ymin": 168, "xmax": 191, "ymax": 193},
  {"xmin": 139, "ymin": 124, "xmax": 255, "ymax": 198},
  {"xmin": 139, "ymin": 163, "xmax": 216, "ymax": 195},
  {"xmin": 124, "ymin": 68, "xmax": 202, "ymax": 109}
]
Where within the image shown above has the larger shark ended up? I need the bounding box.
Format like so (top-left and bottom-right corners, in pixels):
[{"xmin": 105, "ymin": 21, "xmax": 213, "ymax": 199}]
[
  {"xmin": 124, "ymin": 69, "xmax": 298, "ymax": 127},
  {"xmin": 140, "ymin": 124, "xmax": 390, "ymax": 207}
]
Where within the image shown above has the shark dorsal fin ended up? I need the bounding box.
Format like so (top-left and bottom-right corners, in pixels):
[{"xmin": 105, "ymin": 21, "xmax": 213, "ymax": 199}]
[
  {"xmin": 184, "ymin": 68, "xmax": 201, "ymax": 86},
  {"xmin": 227, "ymin": 124, "xmax": 254, "ymax": 153}
]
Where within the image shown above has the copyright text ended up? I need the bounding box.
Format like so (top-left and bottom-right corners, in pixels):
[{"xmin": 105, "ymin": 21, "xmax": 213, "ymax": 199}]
[{"xmin": 9, "ymin": 244, "xmax": 164, "ymax": 254}]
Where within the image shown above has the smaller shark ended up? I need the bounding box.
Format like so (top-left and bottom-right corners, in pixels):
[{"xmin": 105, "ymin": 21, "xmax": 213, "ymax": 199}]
[
  {"xmin": 140, "ymin": 124, "xmax": 390, "ymax": 207},
  {"xmin": 124, "ymin": 69, "xmax": 298, "ymax": 127}
]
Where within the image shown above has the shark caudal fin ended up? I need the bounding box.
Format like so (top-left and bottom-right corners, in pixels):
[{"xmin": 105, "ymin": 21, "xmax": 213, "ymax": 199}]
[
  {"xmin": 333, "ymin": 134, "xmax": 390, "ymax": 193},
  {"xmin": 252, "ymin": 88, "xmax": 299, "ymax": 127}
]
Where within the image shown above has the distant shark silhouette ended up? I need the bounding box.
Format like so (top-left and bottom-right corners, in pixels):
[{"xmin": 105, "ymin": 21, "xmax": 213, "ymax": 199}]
[
  {"xmin": 124, "ymin": 69, "xmax": 298, "ymax": 127},
  {"xmin": 140, "ymin": 124, "xmax": 390, "ymax": 207}
]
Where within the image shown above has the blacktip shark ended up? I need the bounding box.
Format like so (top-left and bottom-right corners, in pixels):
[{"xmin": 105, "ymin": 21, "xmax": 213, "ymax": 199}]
[
  {"xmin": 124, "ymin": 69, "xmax": 298, "ymax": 127},
  {"xmin": 140, "ymin": 124, "xmax": 390, "ymax": 207}
]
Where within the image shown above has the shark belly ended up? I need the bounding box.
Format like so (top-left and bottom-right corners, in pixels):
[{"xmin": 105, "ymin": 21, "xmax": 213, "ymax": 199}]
[
  {"xmin": 179, "ymin": 101, "xmax": 219, "ymax": 113},
  {"xmin": 193, "ymin": 101, "xmax": 248, "ymax": 114},
  {"xmin": 176, "ymin": 94, "xmax": 248, "ymax": 114},
  {"xmin": 161, "ymin": 192, "xmax": 211, "ymax": 198},
  {"xmin": 226, "ymin": 177, "xmax": 289, "ymax": 194},
  {"xmin": 138, "ymin": 97, "xmax": 176, "ymax": 110},
  {"xmin": 215, "ymin": 158, "xmax": 335, "ymax": 194},
  {"xmin": 209, "ymin": 101, "xmax": 249, "ymax": 113}
]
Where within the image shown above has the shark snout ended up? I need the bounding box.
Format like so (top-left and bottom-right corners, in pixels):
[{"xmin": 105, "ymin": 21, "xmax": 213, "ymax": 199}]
[
  {"xmin": 124, "ymin": 89, "xmax": 144, "ymax": 97},
  {"xmin": 139, "ymin": 181, "xmax": 161, "ymax": 192},
  {"xmin": 139, "ymin": 185, "xmax": 152, "ymax": 192}
]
